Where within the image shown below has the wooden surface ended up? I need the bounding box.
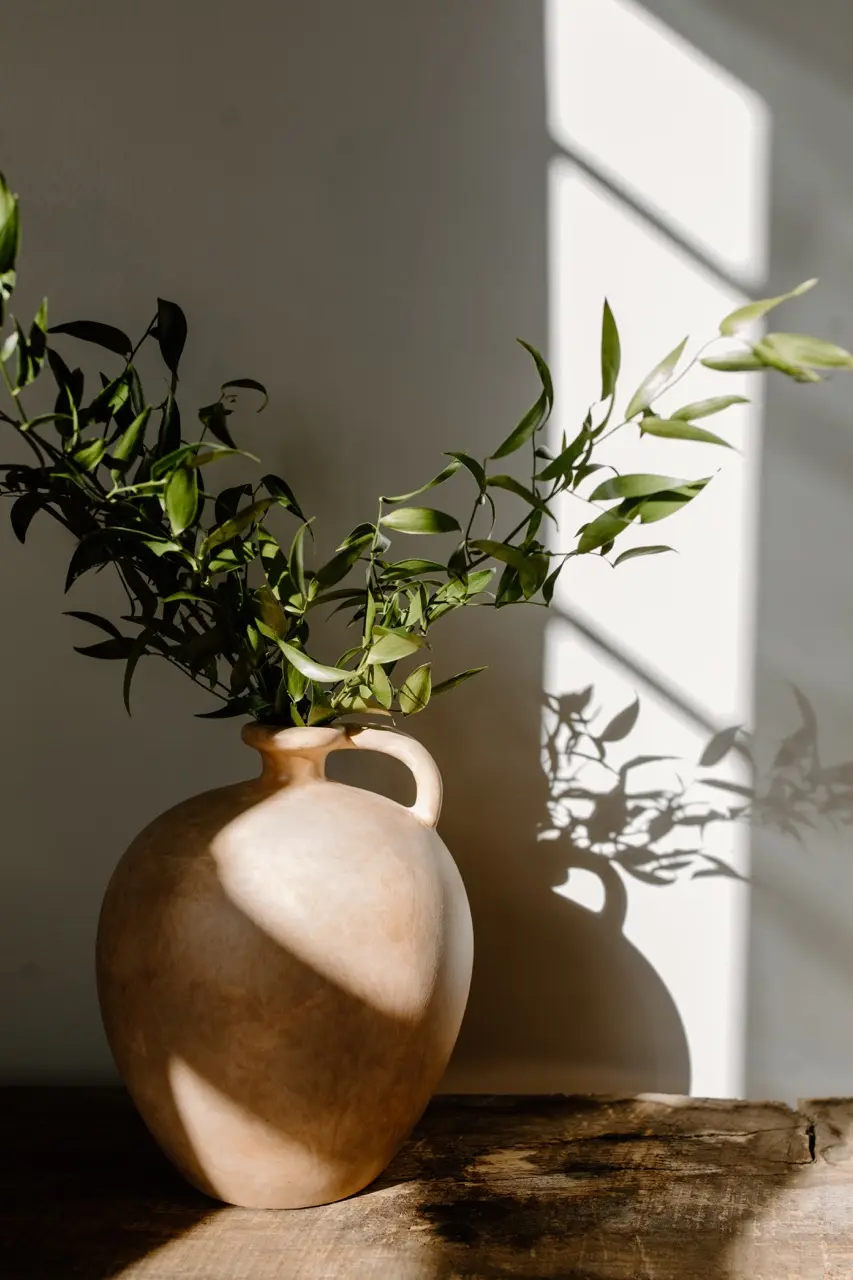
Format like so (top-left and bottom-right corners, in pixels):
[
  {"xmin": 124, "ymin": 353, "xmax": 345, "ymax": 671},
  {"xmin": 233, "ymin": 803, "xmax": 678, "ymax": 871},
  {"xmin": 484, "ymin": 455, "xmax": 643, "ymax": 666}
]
[{"xmin": 2, "ymin": 1089, "xmax": 853, "ymax": 1278}]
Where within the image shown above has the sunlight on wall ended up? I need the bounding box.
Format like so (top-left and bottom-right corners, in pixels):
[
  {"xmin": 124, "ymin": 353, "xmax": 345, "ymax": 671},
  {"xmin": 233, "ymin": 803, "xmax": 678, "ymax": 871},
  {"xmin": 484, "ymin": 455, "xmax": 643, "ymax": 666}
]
[
  {"xmin": 544, "ymin": 0, "xmax": 770, "ymax": 1097},
  {"xmin": 546, "ymin": 0, "xmax": 769, "ymax": 286}
]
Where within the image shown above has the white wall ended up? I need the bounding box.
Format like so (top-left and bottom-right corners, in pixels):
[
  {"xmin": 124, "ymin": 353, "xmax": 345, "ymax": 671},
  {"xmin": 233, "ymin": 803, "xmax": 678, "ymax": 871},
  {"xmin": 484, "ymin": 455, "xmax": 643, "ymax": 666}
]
[{"xmin": 3, "ymin": 0, "xmax": 853, "ymax": 1104}]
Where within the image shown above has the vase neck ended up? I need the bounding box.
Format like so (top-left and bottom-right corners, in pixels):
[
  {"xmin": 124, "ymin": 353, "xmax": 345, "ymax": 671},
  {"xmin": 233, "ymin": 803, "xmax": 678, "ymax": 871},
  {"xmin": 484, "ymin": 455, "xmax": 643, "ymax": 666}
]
[{"xmin": 242, "ymin": 724, "xmax": 347, "ymax": 786}]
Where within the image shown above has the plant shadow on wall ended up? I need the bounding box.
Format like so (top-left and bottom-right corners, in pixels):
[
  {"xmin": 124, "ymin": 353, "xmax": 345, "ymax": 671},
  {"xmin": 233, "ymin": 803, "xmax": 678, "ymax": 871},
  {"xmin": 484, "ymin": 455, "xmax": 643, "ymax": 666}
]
[{"xmin": 453, "ymin": 679, "xmax": 853, "ymax": 1095}]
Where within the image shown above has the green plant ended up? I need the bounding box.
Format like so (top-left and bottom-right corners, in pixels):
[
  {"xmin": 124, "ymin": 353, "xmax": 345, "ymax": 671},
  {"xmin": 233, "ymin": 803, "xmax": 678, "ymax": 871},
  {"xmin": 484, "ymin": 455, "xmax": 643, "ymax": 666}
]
[{"xmin": 1, "ymin": 173, "xmax": 850, "ymax": 726}]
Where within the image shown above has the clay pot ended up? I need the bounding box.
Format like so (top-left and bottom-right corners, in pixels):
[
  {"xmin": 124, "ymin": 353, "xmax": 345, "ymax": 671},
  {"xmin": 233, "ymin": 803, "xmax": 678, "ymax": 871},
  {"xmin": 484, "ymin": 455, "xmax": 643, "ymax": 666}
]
[{"xmin": 96, "ymin": 723, "xmax": 473, "ymax": 1209}]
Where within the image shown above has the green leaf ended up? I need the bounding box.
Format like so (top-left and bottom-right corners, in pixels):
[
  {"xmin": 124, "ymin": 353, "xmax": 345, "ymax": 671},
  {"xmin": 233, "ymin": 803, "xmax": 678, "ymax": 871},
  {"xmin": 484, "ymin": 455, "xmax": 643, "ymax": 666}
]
[
  {"xmin": 756, "ymin": 332, "xmax": 853, "ymax": 370},
  {"xmin": 382, "ymin": 458, "xmax": 461, "ymax": 503},
  {"xmin": 701, "ymin": 353, "xmax": 766, "ymax": 373},
  {"xmin": 262, "ymin": 473, "xmax": 307, "ymax": 522},
  {"xmin": 110, "ymin": 407, "xmax": 151, "ymax": 465},
  {"xmin": 600, "ymin": 299, "xmax": 621, "ymax": 401},
  {"xmin": 640, "ymin": 418, "xmax": 733, "ymax": 449},
  {"xmin": 122, "ymin": 628, "xmax": 157, "ymax": 714},
  {"xmin": 277, "ymin": 641, "xmax": 351, "ymax": 683},
  {"xmin": 613, "ymin": 544, "xmax": 674, "ymax": 566},
  {"xmin": 367, "ymin": 631, "xmax": 426, "ymax": 665},
  {"xmin": 672, "ymin": 395, "xmax": 748, "ymax": 420},
  {"xmin": 590, "ymin": 473, "xmax": 690, "ymax": 501},
  {"xmin": 625, "ymin": 337, "xmax": 688, "ymax": 419},
  {"xmin": 518, "ymin": 339, "xmax": 554, "ymax": 405},
  {"xmin": 399, "ymin": 663, "xmax": 432, "ymax": 715},
  {"xmin": 719, "ymin": 279, "xmax": 816, "ymax": 336},
  {"xmin": 155, "ymin": 298, "xmax": 188, "ymax": 376},
  {"xmin": 634, "ymin": 481, "xmax": 709, "ymax": 523},
  {"xmin": 470, "ymin": 539, "xmax": 549, "ymax": 597},
  {"xmin": 10, "ymin": 492, "xmax": 43, "ymax": 542},
  {"xmin": 286, "ymin": 660, "xmax": 308, "ymax": 703},
  {"xmin": 198, "ymin": 400, "xmax": 235, "ymax": 448},
  {"xmin": 369, "ymin": 662, "xmax": 394, "ymax": 710},
  {"xmin": 0, "ymin": 172, "xmax": 20, "ymax": 276},
  {"xmin": 382, "ymin": 558, "xmax": 445, "ymax": 581},
  {"xmin": 380, "ymin": 506, "xmax": 460, "ymax": 535},
  {"xmin": 221, "ymin": 378, "xmax": 269, "ymax": 409},
  {"xmin": 700, "ymin": 725, "xmax": 741, "ymax": 767},
  {"xmin": 165, "ymin": 465, "xmax": 199, "ymax": 535},
  {"xmin": 199, "ymin": 498, "xmax": 273, "ymax": 557},
  {"xmin": 600, "ymin": 698, "xmax": 640, "ymax": 742},
  {"xmin": 26, "ymin": 298, "xmax": 48, "ymax": 382},
  {"xmin": 49, "ymin": 319, "xmax": 132, "ymax": 357},
  {"xmin": 445, "ymin": 451, "xmax": 486, "ymax": 490},
  {"xmin": 491, "ymin": 392, "xmax": 549, "ymax": 461},
  {"xmin": 64, "ymin": 610, "xmax": 124, "ymax": 640},
  {"xmin": 157, "ymin": 393, "xmax": 181, "ymax": 455},
  {"xmin": 486, "ymin": 474, "xmax": 556, "ymax": 520},
  {"xmin": 538, "ymin": 426, "xmax": 589, "ymax": 482},
  {"xmin": 289, "ymin": 520, "xmax": 312, "ymax": 598},
  {"xmin": 577, "ymin": 510, "xmax": 632, "ymax": 554},
  {"xmin": 72, "ymin": 439, "xmax": 107, "ymax": 472},
  {"xmin": 197, "ymin": 697, "xmax": 258, "ymax": 720},
  {"xmin": 75, "ymin": 637, "xmax": 136, "ymax": 660},
  {"xmin": 431, "ymin": 666, "xmax": 487, "ymax": 697}
]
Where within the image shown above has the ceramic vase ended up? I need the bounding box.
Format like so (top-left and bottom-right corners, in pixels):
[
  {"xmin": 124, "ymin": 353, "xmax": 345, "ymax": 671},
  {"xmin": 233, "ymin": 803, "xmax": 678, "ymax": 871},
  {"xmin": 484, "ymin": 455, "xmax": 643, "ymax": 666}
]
[{"xmin": 96, "ymin": 723, "xmax": 473, "ymax": 1209}]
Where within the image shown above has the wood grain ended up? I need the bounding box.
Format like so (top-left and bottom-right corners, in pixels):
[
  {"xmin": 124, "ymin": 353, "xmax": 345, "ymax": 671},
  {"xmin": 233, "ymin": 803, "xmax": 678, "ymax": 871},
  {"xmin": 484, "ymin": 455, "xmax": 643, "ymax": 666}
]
[{"xmin": 1, "ymin": 1088, "xmax": 851, "ymax": 1278}]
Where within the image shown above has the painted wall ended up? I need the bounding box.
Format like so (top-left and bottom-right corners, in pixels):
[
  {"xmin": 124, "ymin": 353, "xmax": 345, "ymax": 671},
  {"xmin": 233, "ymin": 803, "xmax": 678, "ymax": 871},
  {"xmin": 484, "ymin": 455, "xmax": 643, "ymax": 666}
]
[{"xmin": 2, "ymin": 0, "xmax": 853, "ymax": 1104}]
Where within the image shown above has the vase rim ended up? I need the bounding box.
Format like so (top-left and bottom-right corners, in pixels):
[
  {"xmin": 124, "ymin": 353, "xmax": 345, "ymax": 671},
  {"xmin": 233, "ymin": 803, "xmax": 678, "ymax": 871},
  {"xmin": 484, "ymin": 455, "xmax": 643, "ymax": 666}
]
[{"xmin": 242, "ymin": 722, "xmax": 351, "ymax": 754}]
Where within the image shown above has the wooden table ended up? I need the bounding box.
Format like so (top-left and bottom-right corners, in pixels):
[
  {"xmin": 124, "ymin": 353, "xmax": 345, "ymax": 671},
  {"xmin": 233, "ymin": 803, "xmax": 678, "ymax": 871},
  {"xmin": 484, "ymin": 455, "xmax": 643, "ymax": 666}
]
[{"xmin": 3, "ymin": 1088, "xmax": 853, "ymax": 1278}]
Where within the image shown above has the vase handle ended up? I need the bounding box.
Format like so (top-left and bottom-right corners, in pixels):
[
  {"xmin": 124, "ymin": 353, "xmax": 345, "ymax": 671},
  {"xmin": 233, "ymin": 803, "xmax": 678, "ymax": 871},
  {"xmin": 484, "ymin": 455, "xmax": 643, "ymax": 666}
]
[{"xmin": 331, "ymin": 726, "xmax": 443, "ymax": 828}]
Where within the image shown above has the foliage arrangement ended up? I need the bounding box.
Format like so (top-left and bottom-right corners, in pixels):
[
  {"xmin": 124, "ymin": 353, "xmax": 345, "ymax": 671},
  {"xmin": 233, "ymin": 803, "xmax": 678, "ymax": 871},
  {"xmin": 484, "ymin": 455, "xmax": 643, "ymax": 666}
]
[
  {"xmin": 1, "ymin": 172, "xmax": 851, "ymax": 726},
  {"xmin": 541, "ymin": 685, "xmax": 853, "ymax": 885}
]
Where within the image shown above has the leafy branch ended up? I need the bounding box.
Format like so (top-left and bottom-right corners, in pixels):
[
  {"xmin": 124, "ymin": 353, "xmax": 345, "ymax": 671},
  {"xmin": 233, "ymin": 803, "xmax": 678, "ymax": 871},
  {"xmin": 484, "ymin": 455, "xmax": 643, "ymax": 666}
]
[{"xmin": 1, "ymin": 173, "xmax": 849, "ymax": 726}]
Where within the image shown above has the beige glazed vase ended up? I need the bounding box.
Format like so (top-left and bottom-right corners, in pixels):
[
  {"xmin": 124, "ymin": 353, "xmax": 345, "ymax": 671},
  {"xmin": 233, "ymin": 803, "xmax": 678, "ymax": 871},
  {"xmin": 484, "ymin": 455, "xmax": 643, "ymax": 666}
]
[{"xmin": 96, "ymin": 723, "xmax": 473, "ymax": 1209}]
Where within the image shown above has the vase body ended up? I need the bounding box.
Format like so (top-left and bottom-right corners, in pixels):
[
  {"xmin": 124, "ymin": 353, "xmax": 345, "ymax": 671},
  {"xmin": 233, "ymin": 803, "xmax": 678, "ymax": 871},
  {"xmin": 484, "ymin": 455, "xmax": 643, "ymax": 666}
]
[{"xmin": 96, "ymin": 724, "xmax": 473, "ymax": 1209}]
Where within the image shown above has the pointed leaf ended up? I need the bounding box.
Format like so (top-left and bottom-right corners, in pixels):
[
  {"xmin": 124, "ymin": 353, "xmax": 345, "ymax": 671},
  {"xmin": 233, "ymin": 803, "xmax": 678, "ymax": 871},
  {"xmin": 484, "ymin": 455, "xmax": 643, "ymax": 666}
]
[
  {"xmin": 0, "ymin": 172, "xmax": 20, "ymax": 275},
  {"xmin": 65, "ymin": 611, "xmax": 124, "ymax": 640},
  {"xmin": 719, "ymin": 279, "xmax": 816, "ymax": 336},
  {"xmin": 591, "ymin": 473, "xmax": 690, "ymax": 501},
  {"xmin": 486, "ymin": 474, "xmax": 556, "ymax": 520},
  {"xmin": 382, "ymin": 458, "xmax": 461, "ymax": 504},
  {"xmin": 199, "ymin": 499, "xmax": 273, "ymax": 556},
  {"xmin": 445, "ymin": 451, "xmax": 486, "ymax": 490},
  {"xmin": 640, "ymin": 418, "xmax": 733, "ymax": 449},
  {"xmin": 111, "ymin": 407, "xmax": 151, "ymax": 465},
  {"xmin": 757, "ymin": 332, "xmax": 853, "ymax": 370},
  {"xmin": 431, "ymin": 666, "xmax": 487, "ymax": 697},
  {"xmin": 625, "ymin": 337, "xmax": 688, "ymax": 419},
  {"xmin": 165, "ymin": 465, "xmax": 199, "ymax": 535},
  {"xmin": 198, "ymin": 400, "xmax": 235, "ymax": 448},
  {"xmin": 577, "ymin": 510, "xmax": 632, "ymax": 554},
  {"xmin": 367, "ymin": 632, "xmax": 426, "ymax": 665},
  {"xmin": 277, "ymin": 641, "xmax": 351, "ymax": 683},
  {"xmin": 491, "ymin": 391, "xmax": 549, "ymax": 460},
  {"xmin": 369, "ymin": 662, "xmax": 394, "ymax": 710},
  {"xmin": 49, "ymin": 320, "xmax": 132, "ymax": 357},
  {"xmin": 10, "ymin": 492, "xmax": 43, "ymax": 543},
  {"xmin": 380, "ymin": 506, "xmax": 460, "ymax": 535},
  {"xmin": 262, "ymin": 473, "xmax": 307, "ymax": 522},
  {"xmin": 517, "ymin": 339, "xmax": 554, "ymax": 405},
  {"xmin": 72, "ymin": 439, "xmax": 107, "ymax": 472},
  {"xmin": 613, "ymin": 544, "xmax": 674, "ymax": 566},
  {"xmin": 600, "ymin": 299, "xmax": 621, "ymax": 400},
  {"xmin": 399, "ymin": 663, "xmax": 432, "ymax": 715},
  {"xmin": 155, "ymin": 298, "xmax": 188, "ymax": 375},
  {"xmin": 221, "ymin": 378, "xmax": 269, "ymax": 409},
  {"xmin": 701, "ymin": 353, "xmax": 765, "ymax": 372},
  {"xmin": 672, "ymin": 395, "xmax": 748, "ymax": 420}
]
